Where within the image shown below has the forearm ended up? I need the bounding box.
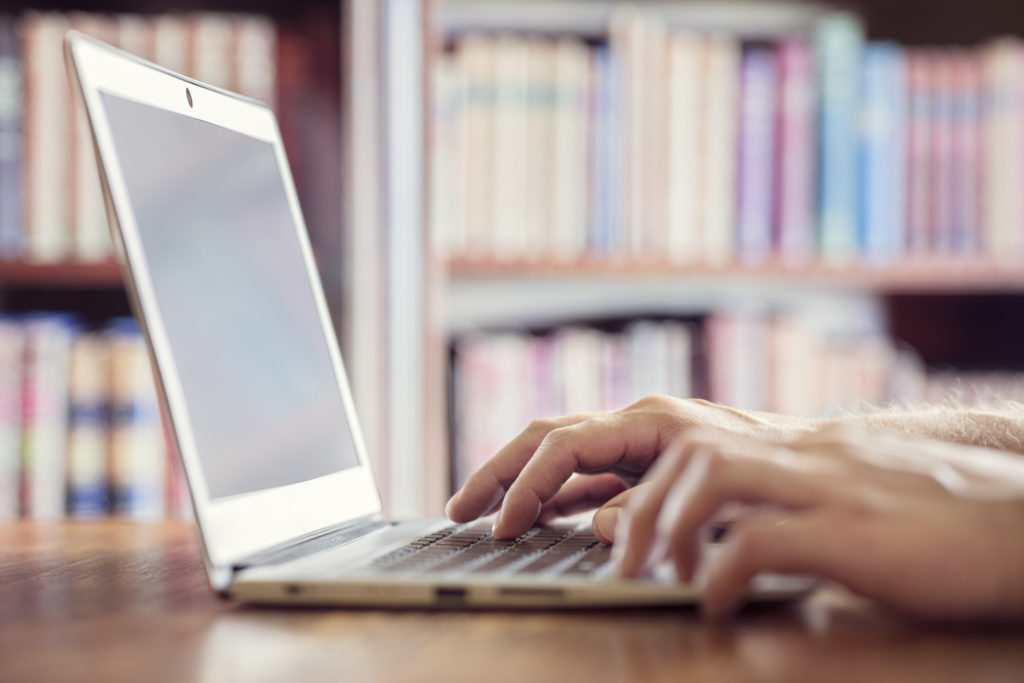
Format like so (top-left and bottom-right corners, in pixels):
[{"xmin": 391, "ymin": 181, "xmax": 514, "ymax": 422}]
[{"xmin": 824, "ymin": 403, "xmax": 1024, "ymax": 454}]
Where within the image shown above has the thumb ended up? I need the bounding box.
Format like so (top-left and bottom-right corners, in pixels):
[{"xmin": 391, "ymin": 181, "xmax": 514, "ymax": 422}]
[{"xmin": 592, "ymin": 484, "xmax": 649, "ymax": 543}]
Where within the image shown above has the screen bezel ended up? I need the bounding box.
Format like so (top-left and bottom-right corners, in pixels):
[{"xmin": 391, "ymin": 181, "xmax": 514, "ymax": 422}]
[{"xmin": 66, "ymin": 33, "xmax": 382, "ymax": 568}]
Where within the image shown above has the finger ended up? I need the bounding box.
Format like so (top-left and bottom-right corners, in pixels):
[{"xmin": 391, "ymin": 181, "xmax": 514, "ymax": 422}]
[
  {"xmin": 535, "ymin": 473, "xmax": 629, "ymax": 525},
  {"xmin": 446, "ymin": 413, "xmax": 594, "ymax": 523},
  {"xmin": 492, "ymin": 410, "xmax": 675, "ymax": 539},
  {"xmin": 697, "ymin": 512, "xmax": 837, "ymax": 620},
  {"xmin": 656, "ymin": 449, "xmax": 834, "ymax": 583},
  {"xmin": 614, "ymin": 437, "xmax": 702, "ymax": 576},
  {"xmin": 616, "ymin": 435, "xmax": 835, "ymax": 579},
  {"xmin": 588, "ymin": 484, "xmax": 651, "ymax": 543}
]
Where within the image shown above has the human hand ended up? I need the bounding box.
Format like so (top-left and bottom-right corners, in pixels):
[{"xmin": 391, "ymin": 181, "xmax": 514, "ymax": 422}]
[
  {"xmin": 614, "ymin": 425, "xmax": 1024, "ymax": 621},
  {"xmin": 444, "ymin": 395, "xmax": 813, "ymax": 540}
]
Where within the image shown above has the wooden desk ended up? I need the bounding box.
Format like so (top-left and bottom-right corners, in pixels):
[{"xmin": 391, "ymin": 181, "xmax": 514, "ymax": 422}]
[{"xmin": 2, "ymin": 521, "xmax": 1024, "ymax": 683}]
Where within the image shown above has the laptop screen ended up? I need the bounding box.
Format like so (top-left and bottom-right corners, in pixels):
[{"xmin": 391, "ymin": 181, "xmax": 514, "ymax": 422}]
[{"xmin": 100, "ymin": 91, "xmax": 361, "ymax": 500}]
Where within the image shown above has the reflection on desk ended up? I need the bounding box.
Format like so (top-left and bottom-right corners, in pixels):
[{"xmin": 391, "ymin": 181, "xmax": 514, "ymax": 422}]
[{"xmin": 1, "ymin": 521, "xmax": 1023, "ymax": 683}]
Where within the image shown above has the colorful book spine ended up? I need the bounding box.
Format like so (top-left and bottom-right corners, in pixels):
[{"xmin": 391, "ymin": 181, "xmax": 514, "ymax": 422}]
[
  {"xmin": 491, "ymin": 35, "xmax": 528, "ymax": 261},
  {"xmin": 550, "ymin": 38, "xmax": 590, "ymax": 261},
  {"xmin": 773, "ymin": 40, "xmax": 815, "ymax": 262},
  {"xmin": 980, "ymin": 40, "xmax": 1024, "ymax": 262},
  {"xmin": 523, "ymin": 39, "xmax": 554, "ymax": 258},
  {"xmin": 22, "ymin": 13, "xmax": 73, "ymax": 263},
  {"xmin": 20, "ymin": 314, "xmax": 74, "ymax": 519},
  {"xmin": 589, "ymin": 45, "xmax": 613, "ymax": 256},
  {"xmin": 665, "ymin": 32, "xmax": 701, "ymax": 265},
  {"xmin": 930, "ymin": 51, "xmax": 956, "ymax": 255},
  {"xmin": 0, "ymin": 16, "xmax": 23, "ymax": 259},
  {"xmin": 905, "ymin": 50, "xmax": 932, "ymax": 256},
  {"xmin": 859, "ymin": 42, "xmax": 907, "ymax": 262},
  {"xmin": 0, "ymin": 319, "xmax": 24, "ymax": 519},
  {"xmin": 814, "ymin": 12, "xmax": 865, "ymax": 261},
  {"xmin": 459, "ymin": 34, "xmax": 496, "ymax": 259},
  {"xmin": 70, "ymin": 14, "xmax": 116, "ymax": 263},
  {"xmin": 700, "ymin": 35, "xmax": 739, "ymax": 264},
  {"xmin": 66, "ymin": 333, "xmax": 109, "ymax": 517},
  {"xmin": 736, "ymin": 47, "xmax": 777, "ymax": 262},
  {"xmin": 950, "ymin": 51, "xmax": 981, "ymax": 254}
]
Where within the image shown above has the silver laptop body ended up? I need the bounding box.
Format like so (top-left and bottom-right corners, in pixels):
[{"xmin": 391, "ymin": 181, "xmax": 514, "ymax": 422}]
[{"xmin": 66, "ymin": 32, "xmax": 808, "ymax": 608}]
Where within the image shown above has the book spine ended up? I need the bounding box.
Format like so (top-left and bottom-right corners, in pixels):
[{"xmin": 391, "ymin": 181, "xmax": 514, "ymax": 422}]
[
  {"xmin": 20, "ymin": 316, "xmax": 73, "ymax": 519},
  {"xmin": 859, "ymin": 42, "xmax": 907, "ymax": 262},
  {"xmin": 980, "ymin": 40, "xmax": 1024, "ymax": 263},
  {"xmin": 815, "ymin": 12, "xmax": 865, "ymax": 262},
  {"xmin": 736, "ymin": 47, "xmax": 777, "ymax": 263},
  {"xmin": 459, "ymin": 35, "xmax": 496, "ymax": 259},
  {"xmin": 70, "ymin": 14, "xmax": 117, "ymax": 263},
  {"xmin": 0, "ymin": 16, "xmax": 23, "ymax": 259},
  {"xmin": 701, "ymin": 35, "xmax": 740, "ymax": 265},
  {"xmin": 773, "ymin": 40, "xmax": 815, "ymax": 262},
  {"xmin": 930, "ymin": 51, "xmax": 956, "ymax": 255},
  {"xmin": 431, "ymin": 52, "xmax": 459, "ymax": 260},
  {"xmin": 550, "ymin": 38, "xmax": 589, "ymax": 261},
  {"xmin": 235, "ymin": 15, "xmax": 277, "ymax": 107},
  {"xmin": 665, "ymin": 32, "xmax": 701, "ymax": 265},
  {"xmin": 66, "ymin": 333, "xmax": 109, "ymax": 518},
  {"xmin": 950, "ymin": 51, "xmax": 981, "ymax": 255},
  {"xmin": 190, "ymin": 13, "xmax": 238, "ymax": 91},
  {"xmin": 0, "ymin": 320, "xmax": 24, "ymax": 519},
  {"xmin": 152, "ymin": 13, "xmax": 190, "ymax": 75},
  {"xmin": 587, "ymin": 45, "xmax": 608, "ymax": 256},
  {"xmin": 491, "ymin": 36, "xmax": 529, "ymax": 261},
  {"xmin": 22, "ymin": 13, "xmax": 73, "ymax": 262}
]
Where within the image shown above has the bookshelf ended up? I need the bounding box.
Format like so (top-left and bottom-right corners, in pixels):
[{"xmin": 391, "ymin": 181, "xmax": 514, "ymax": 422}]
[
  {"xmin": 0, "ymin": 0, "xmax": 348, "ymax": 521},
  {"xmin": 416, "ymin": 0, "xmax": 1024, "ymax": 500}
]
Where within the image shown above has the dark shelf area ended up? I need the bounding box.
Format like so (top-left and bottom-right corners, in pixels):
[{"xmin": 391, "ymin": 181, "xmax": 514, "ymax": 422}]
[
  {"xmin": 858, "ymin": 0, "xmax": 1024, "ymax": 44},
  {"xmin": 886, "ymin": 294, "xmax": 1024, "ymax": 371},
  {"xmin": 4, "ymin": 0, "xmax": 337, "ymax": 21}
]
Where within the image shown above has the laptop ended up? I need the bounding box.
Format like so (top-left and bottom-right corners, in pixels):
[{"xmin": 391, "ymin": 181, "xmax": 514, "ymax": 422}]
[{"xmin": 65, "ymin": 32, "xmax": 811, "ymax": 608}]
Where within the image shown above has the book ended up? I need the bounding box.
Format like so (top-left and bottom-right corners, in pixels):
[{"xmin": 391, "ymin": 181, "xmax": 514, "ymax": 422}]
[
  {"xmin": 980, "ymin": 40, "xmax": 1024, "ymax": 262},
  {"xmin": 700, "ymin": 34, "xmax": 740, "ymax": 264},
  {"xmin": 66, "ymin": 332, "xmax": 109, "ymax": 518},
  {"xmin": 491, "ymin": 35, "xmax": 529, "ymax": 260},
  {"xmin": 22, "ymin": 13, "xmax": 73, "ymax": 263},
  {"xmin": 773, "ymin": 40, "xmax": 815, "ymax": 262},
  {"xmin": 665, "ymin": 31, "xmax": 702, "ymax": 265},
  {"xmin": 0, "ymin": 319, "xmax": 24, "ymax": 519},
  {"xmin": 20, "ymin": 314, "xmax": 74, "ymax": 519},
  {"xmin": 0, "ymin": 16, "xmax": 22, "ymax": 259},
  {"xmin": 859, "ymin": 42, "xmax": 907, "ymax": 262},
  {"xmin": 550, "ymin": 37, "xmax": 590, "ymax": 261},
  {"xmin": 814, "ymin": 12, "xmax": 864, "ymax": 262},
  {"xmin": 905, "ymin": 50, "xmax": 932, "ymax": 257},
  {"xmin": 949, "ymin": 51, "xmax": 981, "ymax": 255},
  {"xmin": 70, "ymin": 13, "xmax": 117, "ymax": 263},
  {"xmin": 736, "ymin": 47, "xmax": 778, "ymax": 263},
  {"xmin": 525, "ymin": 39, "xmax": 554, "ymax": 258}
]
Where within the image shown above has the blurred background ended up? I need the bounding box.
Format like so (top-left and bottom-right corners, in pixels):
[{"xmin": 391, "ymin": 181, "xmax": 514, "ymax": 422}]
[{"xmin": 3, "ymin": 0, "xmax": 1024, "ymax": 523}]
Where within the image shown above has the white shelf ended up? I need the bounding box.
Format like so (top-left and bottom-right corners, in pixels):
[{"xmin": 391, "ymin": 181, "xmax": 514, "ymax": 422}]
[
  {"xmin": 444, "ymin": 271, "xmax": 886, "ymax": 333},
  {"xmin": 440, "ymin": 0, "xmax": 831, "ymax": 40}
]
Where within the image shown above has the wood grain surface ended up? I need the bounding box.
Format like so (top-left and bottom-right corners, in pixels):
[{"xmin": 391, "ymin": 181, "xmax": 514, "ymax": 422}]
[{"xmin": 2, "ymin": 521, "xmax": 1024, "ymax": 683}]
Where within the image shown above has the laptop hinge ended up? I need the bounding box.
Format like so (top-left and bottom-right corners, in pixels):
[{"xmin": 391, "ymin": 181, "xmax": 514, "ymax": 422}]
[{"xmin": 231, "ymin": 514, "xmax": 391, "ymax": 572}]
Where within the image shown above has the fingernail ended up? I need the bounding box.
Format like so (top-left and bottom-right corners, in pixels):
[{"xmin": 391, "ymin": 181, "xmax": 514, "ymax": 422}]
[{"xmin": 593, "ymin": 507, "xmax": 620, "ymax": 543}]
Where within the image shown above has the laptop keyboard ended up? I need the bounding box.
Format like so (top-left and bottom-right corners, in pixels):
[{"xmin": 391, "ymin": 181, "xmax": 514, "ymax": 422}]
[{"xmin": 366, "ymin": 524, "xmax": 613, "ymax": 578}]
